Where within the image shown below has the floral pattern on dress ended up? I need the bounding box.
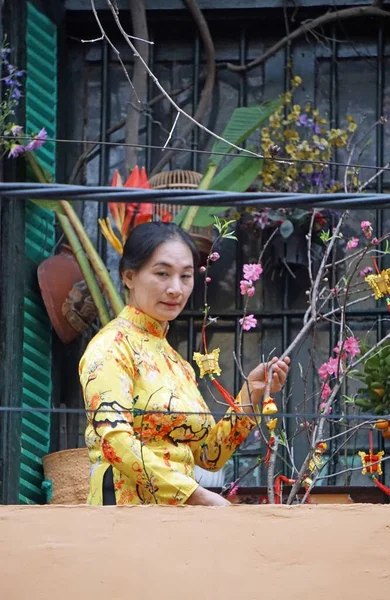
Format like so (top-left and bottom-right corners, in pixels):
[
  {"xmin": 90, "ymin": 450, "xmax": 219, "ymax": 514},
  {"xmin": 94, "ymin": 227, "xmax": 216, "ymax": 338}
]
[{"xmin": 79, "ymin": 305, "xmax": 256, "ymax": 505}]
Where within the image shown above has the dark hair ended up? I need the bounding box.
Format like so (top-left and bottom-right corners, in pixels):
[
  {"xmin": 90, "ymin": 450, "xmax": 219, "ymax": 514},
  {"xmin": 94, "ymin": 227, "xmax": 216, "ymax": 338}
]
[{"xmin": 119, "ymin": 221, "xmax": 200, "ymax": 276}]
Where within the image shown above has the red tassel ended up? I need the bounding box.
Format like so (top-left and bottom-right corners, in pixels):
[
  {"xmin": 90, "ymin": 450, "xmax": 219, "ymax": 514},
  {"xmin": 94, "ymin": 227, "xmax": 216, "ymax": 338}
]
[
  {"xmin": 372, "ymin": 257, "xmax": 380, "ymax": 275},
  {"xmin": 264, "ymin": 435, "xmax": 275, "ymax": 465},
  {"xmin": 211, "ymin": 378, "xmax": 240, "ymax": 412},
  {"xmin": 274, "ymin": 475, "xmax": 295, "ymax": 504},
  {"xmin": 372, "ymin": 476, "xmax": 390, "ymax": 496}
]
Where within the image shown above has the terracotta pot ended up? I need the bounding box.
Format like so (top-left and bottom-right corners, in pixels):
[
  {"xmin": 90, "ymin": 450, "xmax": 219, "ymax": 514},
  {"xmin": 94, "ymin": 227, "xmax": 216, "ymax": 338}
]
[
  {"xmin": 38, "ymin": 245, "xmax": 98, "ymax": 344},
  {"xmin": 191, "ymin": 233, "xmax": 213, "ymax": 265}
]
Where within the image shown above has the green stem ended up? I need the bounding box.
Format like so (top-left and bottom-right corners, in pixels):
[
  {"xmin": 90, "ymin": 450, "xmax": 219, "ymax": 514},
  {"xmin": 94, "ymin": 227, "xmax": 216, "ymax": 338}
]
[
  {"xmin": 60, "ymin": 200, "xmax": 124, "ymax": 316},
  {"xmin": 57, "ymin": 214, "xmax": 111, "ymax": 325},
  {"xmin": 181, "ymin": 164, "xmax": 217, "ymax": 231}
]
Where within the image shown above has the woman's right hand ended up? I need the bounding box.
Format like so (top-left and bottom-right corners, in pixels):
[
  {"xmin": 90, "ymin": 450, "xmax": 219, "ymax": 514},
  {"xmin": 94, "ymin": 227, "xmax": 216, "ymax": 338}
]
[{"xmin": 185, "ymin": 486, "xmax": 230, "ymax": 506}]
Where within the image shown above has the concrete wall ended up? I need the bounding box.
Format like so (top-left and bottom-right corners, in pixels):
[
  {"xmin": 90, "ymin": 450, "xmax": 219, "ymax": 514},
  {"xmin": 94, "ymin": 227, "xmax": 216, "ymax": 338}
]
[{"xmin": 0, "ymin": 505, "xmax": 389, "ymax": 600}]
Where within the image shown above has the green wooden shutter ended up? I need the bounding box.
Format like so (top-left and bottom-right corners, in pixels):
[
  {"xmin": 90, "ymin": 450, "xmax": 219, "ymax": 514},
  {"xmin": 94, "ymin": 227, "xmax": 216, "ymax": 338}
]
[{"xmin": 19, "ymin": 2, "xmax": 57, "ymax": 504}]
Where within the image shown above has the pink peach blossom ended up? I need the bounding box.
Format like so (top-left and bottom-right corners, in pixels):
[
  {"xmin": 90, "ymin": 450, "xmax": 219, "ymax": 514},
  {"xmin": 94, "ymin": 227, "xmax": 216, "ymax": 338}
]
[
  {"xmin": 243, "ymin": 263, "xmax": 263, "ymax": 282},
  {"xmin": 239, "ymin": 314, "xmax": 257, "ymax": 331}
]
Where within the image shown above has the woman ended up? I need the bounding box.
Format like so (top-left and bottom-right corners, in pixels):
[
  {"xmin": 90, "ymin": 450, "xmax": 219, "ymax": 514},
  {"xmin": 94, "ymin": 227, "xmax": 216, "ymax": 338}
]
[{"xmin": 79, "ymin": 222, "xmax": 289, "ymax": 506}]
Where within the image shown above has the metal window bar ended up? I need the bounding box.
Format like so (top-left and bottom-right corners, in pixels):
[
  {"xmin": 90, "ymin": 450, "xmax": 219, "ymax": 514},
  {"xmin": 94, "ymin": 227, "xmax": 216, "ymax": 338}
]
[{"xmin": 60, "ymin": 11, "xmax": 390, "ymax": 490}]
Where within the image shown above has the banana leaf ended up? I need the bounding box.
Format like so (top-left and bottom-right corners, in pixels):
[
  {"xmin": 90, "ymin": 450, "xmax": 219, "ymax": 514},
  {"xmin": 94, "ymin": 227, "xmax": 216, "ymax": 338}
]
[
  {"xmin": 206, "ymin": 98, "xmax": 282, "ymax": 169},
  {"xmin": 209, "ymin": 155, "xmax": 263, "ymax": 192}
]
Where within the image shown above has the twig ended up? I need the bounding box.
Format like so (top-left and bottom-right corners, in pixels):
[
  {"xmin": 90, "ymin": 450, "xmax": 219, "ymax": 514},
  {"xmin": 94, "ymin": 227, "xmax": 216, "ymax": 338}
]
[
  {"xmin": 163, "ymin": 112, "xmax": 180, "ymax": 150},
  {"xmin": 219, "ymin": 6, "xmax": 390, "ymax": 73},
  {"xmin": 359, "ymin": 160, "xmax": 390, "ymax": 192},
  {"xmin": 89, "ymin": 0, "xmax": 139, "ymax": 99},
  {"xmin": 104, "ymin": 0, "xmax": 268, "ymax": 166}
]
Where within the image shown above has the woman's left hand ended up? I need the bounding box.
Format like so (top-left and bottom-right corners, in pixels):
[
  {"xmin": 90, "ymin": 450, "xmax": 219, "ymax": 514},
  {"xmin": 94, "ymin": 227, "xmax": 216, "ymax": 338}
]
[{"xmin": 240, "ymin": 356, "xmax": 290, "ymax": 413}]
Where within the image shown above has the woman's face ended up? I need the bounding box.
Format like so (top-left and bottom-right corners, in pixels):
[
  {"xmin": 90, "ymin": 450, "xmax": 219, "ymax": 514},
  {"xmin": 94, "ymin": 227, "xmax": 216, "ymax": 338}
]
[{"xmin": 122, "ymin": 239, "xmax": 195, "ymax": 325}]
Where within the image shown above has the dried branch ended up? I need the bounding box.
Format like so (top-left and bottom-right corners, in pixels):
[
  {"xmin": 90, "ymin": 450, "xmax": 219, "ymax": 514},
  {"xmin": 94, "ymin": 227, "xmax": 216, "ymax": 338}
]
[
  {"xmin": 104, "ymin": 0, "xmax": 266, "ymax": 166},
  {"xmin": 219, "ymin": 5, "xmax": 390, "ymax": 73},
  {"xmin": 68, "ymin": 80, "xmax": 196, "ymax": 184},
  {"xmin": 149, "ymin": 0, "xmax": 216, "ymax": 175},
  {"xmin": 125, "ymin": 0, "xmax": 149, "ymax": 171}
]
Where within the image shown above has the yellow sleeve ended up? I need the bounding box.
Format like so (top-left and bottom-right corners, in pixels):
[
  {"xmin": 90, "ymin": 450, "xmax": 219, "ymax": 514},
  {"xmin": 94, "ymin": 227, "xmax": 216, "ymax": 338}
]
[
  {"xmin": 193, "ymin": 393, "xmax": 257, "ymax": 472},
  {"xmin": 80, "ymin": 331, "xmax": 198, "ymax": 504}
]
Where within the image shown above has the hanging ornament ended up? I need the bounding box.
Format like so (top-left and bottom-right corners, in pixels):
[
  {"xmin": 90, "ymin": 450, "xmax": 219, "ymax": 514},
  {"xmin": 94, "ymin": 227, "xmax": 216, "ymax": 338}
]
[
  {"xmin": 308, "ymin": 442, "xmax": 328, "ymax": 474},
  {"xmin": 358, "ymin": 450, "xmax": 384, "ymax": 476},
  {"xmin": 358, "ymin": 430, "xmax": 390, "ymax": 496},
  {"xmin": 193, "ymin": 349, "xmax": 222, "ymax": 379},
  {"xmin": 262, "ymin": 397, "xmax": 278, "ymax": 415},
  {"xmin": 365, "ymin": 259, "xmax": 390, "ymax": 312}
]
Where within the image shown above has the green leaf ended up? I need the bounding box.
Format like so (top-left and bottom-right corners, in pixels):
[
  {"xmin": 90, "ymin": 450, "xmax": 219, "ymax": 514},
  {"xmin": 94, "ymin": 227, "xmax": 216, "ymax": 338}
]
[
  {"xmin": 207, "ymin": 98, "xmax": 282, "ymax": 168},
  {"xmin": 192, "ymin": 207, "xmax": 229, "ymax": 228},
  {"xmin": 173, "ymin": 206, "xmax": 187, "ymax": 227},
  {"xmin": 209, "ymin": 155, "xmax": 263, "ymax": 193},
  {"xmin": 174, "ymin": 205, "xmax": 229, "ymax": 229},
  {"xmin": 279, "ymin": 219, "xmax": 294, "ymax": 239}
]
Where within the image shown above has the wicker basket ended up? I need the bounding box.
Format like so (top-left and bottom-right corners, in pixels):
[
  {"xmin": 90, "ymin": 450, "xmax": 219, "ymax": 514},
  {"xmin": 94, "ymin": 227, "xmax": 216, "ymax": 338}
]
[
  {"xmin": 42, "ymin": 448, "xmax": 90, "ymax": 505},
  {"xmin": 149, "ymin": 170, "xmax": 213, "ymax": 258},
  {"xmin": 149, "ymin": 169, "xmax": 202, "ymax": 191}
]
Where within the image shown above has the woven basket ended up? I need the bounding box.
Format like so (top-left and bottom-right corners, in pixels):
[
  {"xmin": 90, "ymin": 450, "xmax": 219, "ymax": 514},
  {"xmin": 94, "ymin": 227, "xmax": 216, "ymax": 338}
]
[
  {"xmin": 149, "ymin": 170, "xmax": 213, "ymax": 254},
  {"xmin": 149, "ymin": 169, "xmax": 202, "ymax": 191},
  {"xmin": 42, "ymin": 448, "xmax": 90, "ymax": 505}
]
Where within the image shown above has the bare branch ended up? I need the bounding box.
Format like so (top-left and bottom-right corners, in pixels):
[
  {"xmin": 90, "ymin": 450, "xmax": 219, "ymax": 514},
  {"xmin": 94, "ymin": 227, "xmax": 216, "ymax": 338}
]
[
  {"xmin": 125, "ymin": 0, "xmax": 149, "ymax": 171},
  {"xmin": 105, "ymin": 0, "xmax": 267, "ymax": 167},
  {"xmin": 220, "ymin": 6, "xmax": 390, "ymax": 73}
]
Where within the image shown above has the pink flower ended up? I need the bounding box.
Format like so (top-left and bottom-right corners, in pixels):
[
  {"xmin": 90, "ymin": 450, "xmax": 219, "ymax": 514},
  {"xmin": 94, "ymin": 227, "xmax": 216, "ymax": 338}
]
[
  {"xmin": 227, "ymin": 485, "xmax": 239, "ymax": 499},
  {"xmin": 344, "ymin": 336, "xmax": 360, "ymax": 358},
  {"xmin": 199, "ymin": 266, "xmax": 206, "ymax": 273},
  {"xmin": 318, "ymin": 362, "xmax": 330, "ymax": 381},
  {"xmin": 243, "ymin": 263, "xmax": 263, "ymax": 282},
  {"xmin": 361, "ymin": 220, "xmax": 373, "ymax": 239},
  {"xmin": 326, "ymin": 357, "xmax": 343, "ymax": 377},
  {"xmin": 25, "ymin": 127, "xmax": 47, "ymax": 151},
  {"xmin": 372, "ymin": 237, "xmax": 379, "ymax": 245},
  {"xmin": 247, "ymin": 286, "xmax": 255, "ymax": 297},
  {"xmin": 346, "ymin": 237, "xmax": 359, "ymax": 250},
  {"xmin": 205, "ymin": 277, "xmax": 211, "ymax": 283},
  {"xmin": 320, "ymin": 383, "xmax": 332, "ymax": 400},
  {"xmin": 333, "ymin": 341, "xmax": 347, "ymax": 360},
  {"xmin": 239, "ymin": 314, "xmax": 257, "ymax": 331},
  {"xmin": 319, "ymin": 401, "xmax": 332, "ymax": 415},
  {"xmin": 8, "ymin": 143, "xmax": 25, "ymax": 158},
  {"xmin": 209, "ymin": 252, "xmax": 220, "ymax": 262},
  {"xmin": 240, "ymin": 279, "xmax": 253, "ymax": 295},
  {"xmin": 360, "ymin": 266, "xmax": 373, "ymax": 277}
]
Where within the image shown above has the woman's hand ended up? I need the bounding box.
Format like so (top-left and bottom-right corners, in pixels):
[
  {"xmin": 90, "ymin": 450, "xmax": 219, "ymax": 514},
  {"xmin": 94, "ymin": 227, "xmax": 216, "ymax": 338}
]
[
  {"xmin": 185, "ymin": 486, "xmax": 230, "ymax": 506},
  {"xmin": 240, "ymin": 356, "xmax": 290, "ymax": 413}
]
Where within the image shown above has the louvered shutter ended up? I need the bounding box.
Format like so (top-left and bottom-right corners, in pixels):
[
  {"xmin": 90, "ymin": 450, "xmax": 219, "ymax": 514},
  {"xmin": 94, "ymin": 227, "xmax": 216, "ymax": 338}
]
[{"xmin": 19, "ymin": 2, "xmax": 57, "ymax": 504}]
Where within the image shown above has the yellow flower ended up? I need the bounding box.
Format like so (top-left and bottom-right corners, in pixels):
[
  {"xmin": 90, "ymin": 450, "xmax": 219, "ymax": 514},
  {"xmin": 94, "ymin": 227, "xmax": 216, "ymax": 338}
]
[
  {"xmin": 348, "ymin": 122, "xmax": 358, "ymax": 133},
  {"xmin": 329, "ymin": 182, "xmax": 343, "ymax": 193},
  {"xmin": 284, "ymin": 129, "xmax": 299, "ymax": 140},
  {"xmin": 283, "ymin": 91, "xmax": 292, "ymax": 104},
  {"xmin": 346, "ymin": 115, "xmax": 355, "ymax": 122},
  {"xmin": 98, "ymin": 218, "xmax": 123, "ymax": 255},
  {"xmin": 312, "ymin": 109, "xmax": 319, "ymax": 117},
  {"xmin": 286, "ymin": 167, "xmax": 298, "ymax": 179},
  {"xmin": 291, "ymin": 75, "xmax": 302, "ymax": 87},
  {"xmin": 302, "ymin": 164, "xmax": 313, "ymax": 174},
  {"xmin": 285, "ymin": 144, "xmax": 297, "ymax": 155},
  {"xmin": 305, "ymin": 103, "xmax": 311, "ymax": 112},
  {"xmin": 261, "ymin": 173, "xmax": 275, "ymax": 186}
]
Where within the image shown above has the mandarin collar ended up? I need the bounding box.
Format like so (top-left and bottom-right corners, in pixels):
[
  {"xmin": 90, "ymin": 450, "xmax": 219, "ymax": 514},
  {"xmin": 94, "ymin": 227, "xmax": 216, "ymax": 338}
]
[{"xmin": 119, "ymin": 305, "xmax": 169, "ymax": 339}]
